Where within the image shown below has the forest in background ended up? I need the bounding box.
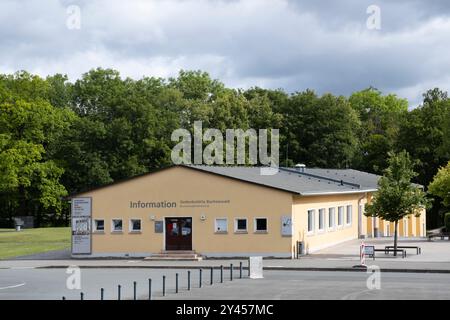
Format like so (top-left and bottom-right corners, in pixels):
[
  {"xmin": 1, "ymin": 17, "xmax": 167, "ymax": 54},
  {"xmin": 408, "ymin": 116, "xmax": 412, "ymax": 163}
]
[{"xmin": 0, "ymin": 68, "xmax": 449, "ymax": 228}]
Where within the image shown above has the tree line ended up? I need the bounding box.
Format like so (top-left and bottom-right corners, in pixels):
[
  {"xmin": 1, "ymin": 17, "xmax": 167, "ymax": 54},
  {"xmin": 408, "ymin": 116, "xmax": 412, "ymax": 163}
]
[{"xmin": 0, "ymin": 68, "xmax": 449, "ymax": 228}]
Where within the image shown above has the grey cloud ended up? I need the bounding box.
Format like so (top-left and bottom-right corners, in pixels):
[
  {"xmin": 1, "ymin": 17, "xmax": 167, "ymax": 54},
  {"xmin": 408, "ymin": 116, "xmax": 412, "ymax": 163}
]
[{"xmin": 0, "ymin": 0, "xmax": 449, "ymax": 107}]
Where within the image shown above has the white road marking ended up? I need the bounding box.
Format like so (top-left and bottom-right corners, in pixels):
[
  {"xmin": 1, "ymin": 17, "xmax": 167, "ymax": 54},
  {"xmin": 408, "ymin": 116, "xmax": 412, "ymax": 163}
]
[{"xmin": 0, "ymin": 283, "xmax": 26, "ymax": 290}]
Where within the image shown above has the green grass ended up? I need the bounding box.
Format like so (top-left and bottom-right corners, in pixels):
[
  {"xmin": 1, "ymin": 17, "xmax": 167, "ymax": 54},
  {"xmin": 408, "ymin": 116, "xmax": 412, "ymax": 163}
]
[{"xmin": 0, "ymin": 227, "xmax": 70, "ymax": 260}]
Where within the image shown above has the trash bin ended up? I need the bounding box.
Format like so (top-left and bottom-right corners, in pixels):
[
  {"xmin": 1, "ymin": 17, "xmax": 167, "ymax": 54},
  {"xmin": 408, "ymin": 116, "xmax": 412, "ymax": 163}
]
[
  {"xmin": 296, "ymin": 241, "xmax": 304, "ymax": 258},
  {"xmin": 15, "ymin": 225, "xmax": 21, "ymax": 232}
]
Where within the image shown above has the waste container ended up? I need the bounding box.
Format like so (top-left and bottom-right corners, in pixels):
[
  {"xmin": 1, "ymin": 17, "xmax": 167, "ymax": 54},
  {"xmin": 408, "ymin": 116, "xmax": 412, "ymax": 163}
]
[{"xmin": 296, "ymin": 241, "xmax": 304, "ymax": 258}]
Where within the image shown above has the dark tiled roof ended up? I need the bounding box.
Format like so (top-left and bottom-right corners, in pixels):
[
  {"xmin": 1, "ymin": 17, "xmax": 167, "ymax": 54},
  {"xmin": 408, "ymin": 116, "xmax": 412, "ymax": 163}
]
[{"xmin": 187, "ymin": 165, "xmax": 380, "ymax": 196}]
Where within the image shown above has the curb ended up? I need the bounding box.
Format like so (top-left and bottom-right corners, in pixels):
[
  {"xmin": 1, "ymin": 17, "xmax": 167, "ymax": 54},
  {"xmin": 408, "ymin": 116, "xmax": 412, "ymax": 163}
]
[{"xmin": 27, "ymin": 265, "xmax": 450, "ymax": 274}]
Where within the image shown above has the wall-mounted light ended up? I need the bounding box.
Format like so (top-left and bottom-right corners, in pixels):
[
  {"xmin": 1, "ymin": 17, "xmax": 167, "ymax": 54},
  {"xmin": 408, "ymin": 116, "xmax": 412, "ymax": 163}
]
[
  {"xmin": 150, "ymin": 215, "xmax": 156, "ymax": 221},
  {"xmin": 200, "ymin": 214, "xmax": 206, "ymax": 221}
]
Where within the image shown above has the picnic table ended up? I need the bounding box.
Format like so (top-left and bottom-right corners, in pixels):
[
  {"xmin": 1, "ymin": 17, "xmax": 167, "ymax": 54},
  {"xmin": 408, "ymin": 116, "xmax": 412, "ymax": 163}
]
[
  {"xmin": 385, "ymin": 245, "xmax": 421, "ymax": 255},
  {"xmin": 427, "ymin": 232, "xmax": 450, "ymax": 241},
  {"xmin": 374, "ymin": 248, "xmax": 406, "ymax": 258}
]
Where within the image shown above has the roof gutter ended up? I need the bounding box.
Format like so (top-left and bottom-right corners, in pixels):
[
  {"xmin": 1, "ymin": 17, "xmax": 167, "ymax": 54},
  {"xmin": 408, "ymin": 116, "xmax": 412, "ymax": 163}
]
[{"xmin": 299, "ymin": 189, "xmax": 378, "ymax": 196}]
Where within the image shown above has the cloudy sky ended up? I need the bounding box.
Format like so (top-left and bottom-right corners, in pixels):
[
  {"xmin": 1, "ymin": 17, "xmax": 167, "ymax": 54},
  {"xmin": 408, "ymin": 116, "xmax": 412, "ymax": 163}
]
[{"xmin": 1, "ymin": 0, "xmax": 449, "ymax": 107}]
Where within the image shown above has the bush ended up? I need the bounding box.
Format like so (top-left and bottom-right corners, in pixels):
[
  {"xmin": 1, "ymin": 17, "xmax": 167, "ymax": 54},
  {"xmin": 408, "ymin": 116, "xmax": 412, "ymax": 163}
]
[{"xmin": 445, "ymin": 212, "xmax": 450, "ymax": 232}]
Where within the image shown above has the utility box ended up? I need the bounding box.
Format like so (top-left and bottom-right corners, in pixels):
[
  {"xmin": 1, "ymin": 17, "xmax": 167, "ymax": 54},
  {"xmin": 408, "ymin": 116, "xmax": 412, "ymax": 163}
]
[{"xmin": 13, "ymin": 216, "xmax": 34, "ymax": 229}]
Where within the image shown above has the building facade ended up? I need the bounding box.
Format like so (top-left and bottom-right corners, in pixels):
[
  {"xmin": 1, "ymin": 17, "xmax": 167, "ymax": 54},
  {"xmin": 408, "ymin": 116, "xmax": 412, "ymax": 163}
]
[{"xmin": 70, "ymin": 165, "xmax": 426, "ymax": 258}]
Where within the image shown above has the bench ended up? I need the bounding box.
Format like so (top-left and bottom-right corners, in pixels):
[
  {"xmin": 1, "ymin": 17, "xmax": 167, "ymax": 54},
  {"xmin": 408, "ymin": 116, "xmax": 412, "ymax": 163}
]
[
  {"xmin": 427, "ymin": 232, "xmax": 450, "ymax": 241},
  {"xmin": 374, "ymin": 248, "xmax": 406, "ymax": 258},
  {"xmin": 385, "ymin": 246, "xmax": 421, "ymax": 255}
]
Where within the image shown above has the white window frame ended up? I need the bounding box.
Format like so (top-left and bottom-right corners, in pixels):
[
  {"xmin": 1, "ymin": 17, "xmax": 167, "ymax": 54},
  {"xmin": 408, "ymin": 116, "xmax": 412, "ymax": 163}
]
[
  {"xmin": 346, "ymin": 205, "xmax": 352, "ymax": 226},
  {"xmin": 328, "ymin": 207, "xmax": 335, "ymax": 231},
  {"xmin": 307, "ymin": 209, "xmax": 315, "ymax": 235},
  {"xmin": 129, "ymin": 218, "xmax": 142, "ymax": 233},
  {"xmin": 318, "ymin": 208, "xmax": 325, "ymax": 232},
  {"xmin": 254, "ymin": 217, "xmax": 268, "ymax": 233},
  {"xmin": 93, "ymin": 219, "xmax": 105, "ymax": 233},
  {"xmin": 214, "ymin": 217, "xmax": 228, "ymax": 233},
  {"xmin": 234, "ymin": 218, "xmax": 248, "ymax": 233},
  {"xmin": 337, "ymin": 206, "xmax": 344, "ymax": 228},
  {"xmin": 111, "ymin": 218, "xmax": 123, "ymax": 233}
]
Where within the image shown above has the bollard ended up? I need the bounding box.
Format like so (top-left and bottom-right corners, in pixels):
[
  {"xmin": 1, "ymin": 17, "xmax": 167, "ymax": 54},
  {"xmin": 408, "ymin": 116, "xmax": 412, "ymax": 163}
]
[
  {"xmin": 240, "ymin": 262, "xmax": 243, "ymax": 279},
  {"xmin": 199, "ymin": 269, "xmax": 202, "ymax": 288},
  {"xmin": 163, "ymin": 275, "xmax": 166, "ymax": 296},
  {"xmin": 118, "ymin": 285, "xmax": 121, "ymax": 300},
  {"xmin": 148, "ymin": 279, "xmax": 152, "ymax": 300},
  {"xmin": 230, "ymin": 263, "xmax": 233, "ymax": 281},
  {"xmin": 188, "ymin": 271, "xmax": 191, "ymax": 291},
  {"xmin": 210, "ymin": 267, "xmax": 213, "ymax": 285},
  {"xmin": 220, "ymin": 265, "xmax": 223, "ymax": 283},
  {"xmin": 62, "ymin": 296, "xmax": 66, "ymax": 300},
  {"xmin": 248, "ymin": 259, "xmax": 251, "ymax": 276},
  {"xmin": 176, "ymin": 273, "xmax": 179, "ymax": 294},
  {"xmin": 100, "ymin": 288, "xmax": 104, "ymax": 301},
  {"xmin": 80, "ymin": 292, "xmax": 84, "ymax": 300},
  {"xmin": 133, "ymin": 281, "xmax": 137, "ymax": 300}
]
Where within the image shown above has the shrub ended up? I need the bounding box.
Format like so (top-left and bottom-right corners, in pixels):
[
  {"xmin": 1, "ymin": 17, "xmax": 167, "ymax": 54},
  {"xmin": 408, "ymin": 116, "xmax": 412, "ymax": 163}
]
[{"xmin": 445, "ymin": 212, "xmax": 450, "ymax": 232}]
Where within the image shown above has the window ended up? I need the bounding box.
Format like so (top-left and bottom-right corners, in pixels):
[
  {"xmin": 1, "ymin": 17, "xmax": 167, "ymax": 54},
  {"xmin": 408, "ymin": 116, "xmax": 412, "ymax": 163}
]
[
  {"xmin": 307, "ymin": 210, "xmax": 315, "ymax": 233},
  {"xmin": 235, "ymin": 218, "xmax": 247, "ymax": 232},
  {"xmin": 338, "ymin": 206, "xmax": 344, "ymax": 227},
  {"xmin": 318, "ymin": 209, "xmax": 325, "ymax": 231},
  {"xmin": 112, "ymin": 219, "xmax": 123, "ymax": 232},
  {"xmin": 255, "ymin": 218, "xmax": 268, "ymax": 232},
  {"xmin": 346, "ymin": 205, "xmax": 352, "ymax": 225},
  {"xmin": 130, "ymin": 219, "xmax": 141, "ymax": 232},
  {"xmin": 215, "ymin": 218, "xmax": 228, "ymax": 233},
  {"xmin": 94, "ymin": 219, "xmax": 104, "ymax": 232},
  {"xmin": 328, "ymin": 208, "xmax": 335, "ymax": 229}
]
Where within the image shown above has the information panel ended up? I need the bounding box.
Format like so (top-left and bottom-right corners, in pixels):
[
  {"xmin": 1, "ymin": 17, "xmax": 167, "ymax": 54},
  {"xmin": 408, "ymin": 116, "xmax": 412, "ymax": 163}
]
[
  {"xmin": 71, "ymin": 197, "xmax": 92, "ymax": 254},
  {"xmin": 281, "ymin": 216, "xmax": 293, "ymax": 236}
]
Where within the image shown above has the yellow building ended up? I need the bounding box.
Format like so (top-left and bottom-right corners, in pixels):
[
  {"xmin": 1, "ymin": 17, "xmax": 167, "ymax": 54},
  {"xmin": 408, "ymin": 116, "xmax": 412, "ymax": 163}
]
[{"xmin": 69, "ymin": 165, "xmax": 426, "ymax": 258}]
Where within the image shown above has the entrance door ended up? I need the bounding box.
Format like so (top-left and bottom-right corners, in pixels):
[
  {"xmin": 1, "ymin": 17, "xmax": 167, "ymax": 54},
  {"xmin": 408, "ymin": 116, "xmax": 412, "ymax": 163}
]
[{"xmin": 165, "ymin": 217, "xmax": 192, "ymax": 250}]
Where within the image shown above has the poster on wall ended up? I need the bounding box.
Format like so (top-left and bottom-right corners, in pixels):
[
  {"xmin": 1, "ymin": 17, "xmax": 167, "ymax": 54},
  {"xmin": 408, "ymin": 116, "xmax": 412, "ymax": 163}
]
[
  {"xmin": 71, "ymin": 197, "xmax": 92, "ymax": 254},
  {"xmin": 281, "ymin": 216, "xmax": 293, "ymax": 236}
]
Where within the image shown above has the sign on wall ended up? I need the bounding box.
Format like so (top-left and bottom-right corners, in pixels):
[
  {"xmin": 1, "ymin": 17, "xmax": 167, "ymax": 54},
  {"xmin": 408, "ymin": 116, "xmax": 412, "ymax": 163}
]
[
  {"xmin": 71, "ymin": 198, "xmax": 92, "ymax": 254},
  {"xmin": 154, "ymin": 221, "xmax": 164, "ymax": 233},
  {"xmin": 281, "ymin": 216, "xmax": 292, "ymax": 236}
]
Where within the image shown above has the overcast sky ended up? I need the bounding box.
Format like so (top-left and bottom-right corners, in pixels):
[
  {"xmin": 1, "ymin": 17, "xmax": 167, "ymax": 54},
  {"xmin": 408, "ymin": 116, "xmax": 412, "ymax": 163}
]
[{"xmin": 1, "ymin": 0, "xmax": 449, "ymax": 107}]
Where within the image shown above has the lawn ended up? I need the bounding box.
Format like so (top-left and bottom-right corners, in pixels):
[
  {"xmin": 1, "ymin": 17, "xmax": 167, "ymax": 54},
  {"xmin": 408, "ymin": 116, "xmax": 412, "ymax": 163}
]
[{"xmin": 0, "ymin": 227, "xmax": 70, "ymax": 260}]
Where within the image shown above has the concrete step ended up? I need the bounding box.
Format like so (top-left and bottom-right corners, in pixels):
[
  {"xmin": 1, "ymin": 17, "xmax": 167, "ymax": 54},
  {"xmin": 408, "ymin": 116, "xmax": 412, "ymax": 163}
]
[
  {"xmin": 161, "ymin": 250, "xmax": 196, "ymax": 254},
  {"xmin": 144, "ymin": 255, "xmax": 202, "ymax": 261}
]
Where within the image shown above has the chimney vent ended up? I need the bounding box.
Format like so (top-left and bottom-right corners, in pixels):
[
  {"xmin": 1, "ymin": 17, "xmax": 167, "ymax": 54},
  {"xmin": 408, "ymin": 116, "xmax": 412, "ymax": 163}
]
[{"xmin": 295, "ymin": 163, "xmax": 306, "ymax": 173}]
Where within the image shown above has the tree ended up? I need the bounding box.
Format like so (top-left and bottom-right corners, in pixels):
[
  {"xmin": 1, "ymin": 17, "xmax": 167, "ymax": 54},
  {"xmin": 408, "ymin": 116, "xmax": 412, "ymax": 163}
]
[
  {"xmin": 365, "ymin": 151, "xmax": 429, "ymax": 255},
  {"xmin": 284, "ymin": 91, "xmax": 360, "ymax": 168},
  {"xmin": 349, "ymin": 88, "xmax": 408, "ymax": 174},
  {"xmin": 397, "ymin": 88, "xmax": 450, "ymax": 228},
  {"xmin": 428, "ymin": 161, "xmax": 450, "ymax": 207}
]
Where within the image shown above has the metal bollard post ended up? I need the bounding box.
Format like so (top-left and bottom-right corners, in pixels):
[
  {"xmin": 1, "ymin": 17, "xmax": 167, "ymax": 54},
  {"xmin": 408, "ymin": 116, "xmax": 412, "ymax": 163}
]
[
  {"xmin": 188, "ymin": 271, "xmax": 191, "ymax": 291},
  {"xmin": 210, "ymin": 267, "xmax": 213, "ymax": 285},
  {"xmin": 240, "ymin": 262, "xmax": 243, "ymax": 278},
  {"xmin": 163, "ymin": 275, "xmax": 166, "ymax": 296},
  {"xmin": 230, "ymin": 263, "xmax": 233, "ymax": 281},
  {"xmin": 176, "ymin": 273, "xmax": 179, "ymax": 293},
  {"xmin": 133, "ymin": 281, "xmax": 137, "ymax": 300},
  {"xmin": 220, "ymin": 265, "xmax": 223, "ymax": 283},
  {"xmin": 148, "ymin": 279, "xmax": 152, "ymax": 300},
  {"xmin": 199, "ymin": 269, "xmax": 202, "ymax": 288},
  {"xmin": 100, "ymin": 288, "xmax": 104, "ymax": 300},
  {"xmin": 118, "ymin": 285, "xmax": 121, "ymax": 300},
  {"xmin": 80, "ymin": 292, "xmax": 84, "ymax": 300}
]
